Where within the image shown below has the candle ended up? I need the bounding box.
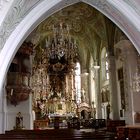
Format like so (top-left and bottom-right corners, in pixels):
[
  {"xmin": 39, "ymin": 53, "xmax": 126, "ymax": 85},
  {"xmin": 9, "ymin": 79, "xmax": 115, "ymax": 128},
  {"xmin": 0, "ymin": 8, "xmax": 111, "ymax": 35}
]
[{"xmin": 11, "ymin": 89, "xmax": 13, "ymax": 96}]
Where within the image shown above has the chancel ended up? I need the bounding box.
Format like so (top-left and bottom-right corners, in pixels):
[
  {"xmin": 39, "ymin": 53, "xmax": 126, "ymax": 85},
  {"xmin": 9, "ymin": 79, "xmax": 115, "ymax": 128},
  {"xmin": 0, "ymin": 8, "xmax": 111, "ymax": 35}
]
[
  {"xmin": 0, "ymin": 1, "xmax": 140, "ymax": 140},
  {"xmin": 31, "ymin": 21, "xmax": 82, "ymax": 123}
]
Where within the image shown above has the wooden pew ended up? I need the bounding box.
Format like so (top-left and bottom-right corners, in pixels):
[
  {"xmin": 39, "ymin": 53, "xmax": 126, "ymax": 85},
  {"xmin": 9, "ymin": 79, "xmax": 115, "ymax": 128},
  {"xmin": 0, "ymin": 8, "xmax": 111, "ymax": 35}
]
[
  {"xmin": 116, "ymin": 125, "xmax": 140, "ymax": 140},
  {"xmin": 116, "ymin": 126, "xmax": 128, "ymax": 140},
  {"xmin": 1, "ymin": 129, "xmax": 115, "ymax": 140},
  {"xmin": 106, "ymin": 120, "xmax": 125, "ymax": 132}
]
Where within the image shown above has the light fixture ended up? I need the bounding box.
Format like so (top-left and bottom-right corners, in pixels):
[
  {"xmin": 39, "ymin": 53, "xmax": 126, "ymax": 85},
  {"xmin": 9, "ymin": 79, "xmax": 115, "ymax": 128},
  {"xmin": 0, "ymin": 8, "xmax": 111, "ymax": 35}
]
[
  {"xmin": 44, "ymin": 23, "xmax": 79, "ymax": 99},
  {"xmin": 45, "ymin": 22, "xmax": 79, "ymax": 63},
  {"xmin": 93, "ymin": 65, "xmax": 100, "ymax": 69},
  {"xmin": 93, "ymin": 60, "xmax": 100, "ymax": 69}
]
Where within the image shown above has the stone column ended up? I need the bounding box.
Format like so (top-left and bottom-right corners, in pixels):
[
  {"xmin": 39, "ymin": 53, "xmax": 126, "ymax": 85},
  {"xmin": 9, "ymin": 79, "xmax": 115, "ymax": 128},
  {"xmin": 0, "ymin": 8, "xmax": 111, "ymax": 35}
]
[
  {"xmin": 108, "ymin": 55, "xmax": 120, "ymax": 119},
  {"xmin": 94, "ymin": 68, "xmax": 102, "ymax": 119},
  {"xmin": 0, "ymin": 78, "xmax": 8, "ymax": 134},
  {"xmin": 88, "ymin": 69, "xmax": 92, "ymax": 107},
  {"xmin": 120, "ymin": 40, "xmax": 137, "ymax": 124},
  {"xmin": 122, "ymin": 49, "xmax": 135, "ymax": 124},
  {"xmin": 114, "ymin": 40, "xmax": 138, "ymax": 124}
]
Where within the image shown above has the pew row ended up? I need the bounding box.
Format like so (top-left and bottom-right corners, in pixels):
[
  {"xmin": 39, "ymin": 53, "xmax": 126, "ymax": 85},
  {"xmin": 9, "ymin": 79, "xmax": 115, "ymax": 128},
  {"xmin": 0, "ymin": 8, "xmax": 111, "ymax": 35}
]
[
  {"xmin": 116, "ymin": 125, "xmax": 140, "ymax": 140},
  {"xmin": 0, "ymin": 129, "xmax": 115, "ymax": 140}
]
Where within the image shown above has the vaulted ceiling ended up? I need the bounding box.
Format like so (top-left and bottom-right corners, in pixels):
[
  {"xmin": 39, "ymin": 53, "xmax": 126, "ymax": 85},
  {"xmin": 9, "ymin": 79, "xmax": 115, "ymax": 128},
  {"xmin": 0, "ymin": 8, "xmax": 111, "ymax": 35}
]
[{"xmin": 26, "ymin": 2, "xmax": 109, "ymax": 71}]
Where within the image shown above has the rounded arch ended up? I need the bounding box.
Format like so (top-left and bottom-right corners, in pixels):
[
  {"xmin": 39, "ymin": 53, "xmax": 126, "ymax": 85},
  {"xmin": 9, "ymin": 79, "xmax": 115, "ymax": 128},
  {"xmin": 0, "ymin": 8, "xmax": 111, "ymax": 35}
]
[{"xmin": 0, "ymin": 0, "xmax": 140, "ymax": 100}]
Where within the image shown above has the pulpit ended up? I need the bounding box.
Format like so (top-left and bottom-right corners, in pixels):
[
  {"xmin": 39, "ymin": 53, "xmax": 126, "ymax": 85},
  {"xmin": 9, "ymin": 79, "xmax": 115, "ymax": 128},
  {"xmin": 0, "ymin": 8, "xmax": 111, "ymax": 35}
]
[{"xmin": 6, "ymin": 41, "xmax": 33, "ymax": 106}]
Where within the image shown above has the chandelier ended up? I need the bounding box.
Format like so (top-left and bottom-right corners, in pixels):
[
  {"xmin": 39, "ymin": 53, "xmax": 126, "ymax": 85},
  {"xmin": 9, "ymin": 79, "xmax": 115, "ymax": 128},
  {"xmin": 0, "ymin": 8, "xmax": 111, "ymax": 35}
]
[{"xmin": 45, "ymin": 23, "xmax": 78, "ymax": 63}]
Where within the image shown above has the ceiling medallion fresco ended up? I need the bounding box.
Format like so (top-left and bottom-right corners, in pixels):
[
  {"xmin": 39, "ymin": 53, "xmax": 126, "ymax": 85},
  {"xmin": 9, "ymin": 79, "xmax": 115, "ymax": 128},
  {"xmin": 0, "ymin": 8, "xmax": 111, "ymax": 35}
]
[{"xmin": 29, "ymin": 2, "xmax": 104, "ymax": 43}]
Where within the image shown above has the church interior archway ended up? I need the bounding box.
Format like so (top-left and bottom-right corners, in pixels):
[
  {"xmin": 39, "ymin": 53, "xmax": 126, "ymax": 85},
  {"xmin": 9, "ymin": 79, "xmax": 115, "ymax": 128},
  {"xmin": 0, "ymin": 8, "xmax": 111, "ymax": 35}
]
[{"xmin": 4, "ymin": 2, "xmax": 140, "ymax": 131}]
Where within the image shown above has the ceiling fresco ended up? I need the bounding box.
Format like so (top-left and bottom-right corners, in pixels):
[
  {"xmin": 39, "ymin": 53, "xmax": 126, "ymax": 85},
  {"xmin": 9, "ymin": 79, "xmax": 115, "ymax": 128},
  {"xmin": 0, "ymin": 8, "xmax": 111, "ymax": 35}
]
[{"xmin": 26, "ymin": 2, "xmax": 108, "ymax": 70}]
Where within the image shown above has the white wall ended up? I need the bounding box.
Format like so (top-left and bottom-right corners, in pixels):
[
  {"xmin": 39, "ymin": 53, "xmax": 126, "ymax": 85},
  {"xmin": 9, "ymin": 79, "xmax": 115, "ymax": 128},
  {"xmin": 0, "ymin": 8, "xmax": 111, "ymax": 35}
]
[
  {"xmin": 5, "ymin": 94, "xmax": 33, "ymax": 131},
  {"xmin": 0, "ymin": 0, "xmax": 14, "ymax": 25}
]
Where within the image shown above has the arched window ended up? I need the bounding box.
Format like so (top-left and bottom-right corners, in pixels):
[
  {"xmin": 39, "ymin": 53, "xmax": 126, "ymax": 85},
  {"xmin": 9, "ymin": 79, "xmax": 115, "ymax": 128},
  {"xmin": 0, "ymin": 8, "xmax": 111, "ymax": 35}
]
[
  {"xmin": 75, "ymin": 62, "xmax": 81, "ymax": 104},
  {"xmin": 101, "ymin": 48, "xmax": 109, "ymax": 81},
  {"xmin": 105, "ymin": 53, "xmax": 109, "ymax": 80}
]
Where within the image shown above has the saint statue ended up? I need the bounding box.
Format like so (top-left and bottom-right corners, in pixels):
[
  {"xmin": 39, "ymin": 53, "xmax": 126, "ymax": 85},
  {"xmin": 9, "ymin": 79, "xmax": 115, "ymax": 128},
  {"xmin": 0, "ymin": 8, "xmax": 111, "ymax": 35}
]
[
  {"xmin": 15, "ymin": 112, "xmax": 23, "ymax": 129},
  {"xmin": 81, "ymin": 88, "xmax": 86, "ymax": 102}
]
